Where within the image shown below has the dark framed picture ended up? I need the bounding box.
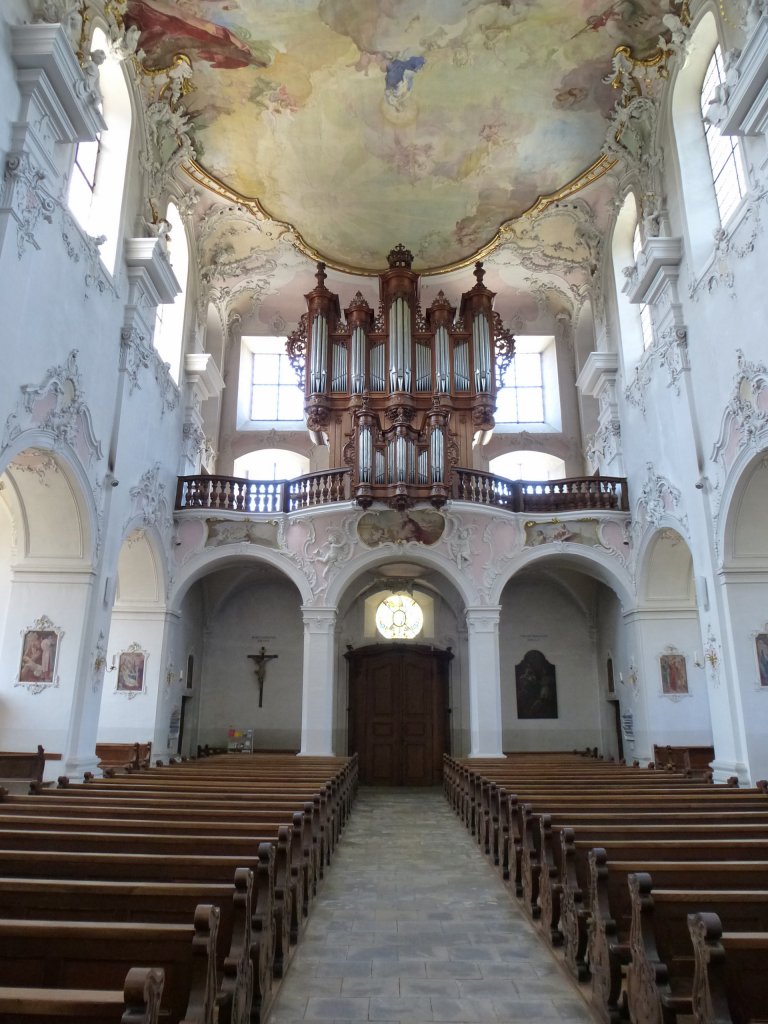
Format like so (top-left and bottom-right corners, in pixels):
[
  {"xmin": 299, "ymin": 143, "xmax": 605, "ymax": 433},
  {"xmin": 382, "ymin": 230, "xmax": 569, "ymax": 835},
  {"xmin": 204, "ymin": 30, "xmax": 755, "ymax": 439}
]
[
  {"xmin": 116, "ymin": 647, "xmax": 147, "ymax": 693},
  {"xmin": 755, "ymin": 633, "xmax": 768, "ymax": 687},
  {"xmin": 515, "ymin": 650, "xmax": 558, "ymax": 719},
  {"xmin": 660, "ymin": 653, "xmax": 688, "ymax": 695}
]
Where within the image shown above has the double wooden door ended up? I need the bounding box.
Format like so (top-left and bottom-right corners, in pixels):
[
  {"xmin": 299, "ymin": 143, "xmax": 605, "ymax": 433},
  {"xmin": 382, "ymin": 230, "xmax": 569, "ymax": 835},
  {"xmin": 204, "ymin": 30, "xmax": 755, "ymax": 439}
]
[{"xmin": 346, "ymin": 644, "xmax": 451, "ymax": 786}]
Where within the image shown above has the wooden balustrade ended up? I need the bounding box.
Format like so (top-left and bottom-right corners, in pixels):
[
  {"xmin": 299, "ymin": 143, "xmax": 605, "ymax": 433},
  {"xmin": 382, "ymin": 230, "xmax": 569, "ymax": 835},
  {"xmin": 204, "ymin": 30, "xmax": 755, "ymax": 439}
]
[
  {"xmin": 176, "ymin": 468, "xmax": 628, "ymax": 515},
  {"xmin": 451, "ymin": 469, "xmax": 629, "ymax": 513}
]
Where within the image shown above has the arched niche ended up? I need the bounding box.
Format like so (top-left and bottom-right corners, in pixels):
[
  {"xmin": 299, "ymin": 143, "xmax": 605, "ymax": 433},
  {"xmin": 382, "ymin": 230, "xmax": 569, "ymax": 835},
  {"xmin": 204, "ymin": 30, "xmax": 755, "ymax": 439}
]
[
  {"xmin": 499, "ymin": 561, "xmax": 622, "ymax": 755},
  {"xmin": 723, "ymin": 455, "xmax": 768, "ymax": 570},
  {"xmin": 640, "ymin": 527, "xmax": 696, "ymax": 608},
  {"xmin": 175, "ymin": 560, "xmax": 306, "ymax": 755},
  {"xmin": 0, "ymin": 448, "xmax": 93, "ymax": 564}
]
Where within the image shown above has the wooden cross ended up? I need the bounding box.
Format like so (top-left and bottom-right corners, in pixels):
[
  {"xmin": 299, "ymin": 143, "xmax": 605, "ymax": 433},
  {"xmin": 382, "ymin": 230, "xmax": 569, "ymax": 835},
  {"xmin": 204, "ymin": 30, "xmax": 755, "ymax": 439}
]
[{"xmin": 248, "ymin": 646, "xmax": 278, "ymax": 708}]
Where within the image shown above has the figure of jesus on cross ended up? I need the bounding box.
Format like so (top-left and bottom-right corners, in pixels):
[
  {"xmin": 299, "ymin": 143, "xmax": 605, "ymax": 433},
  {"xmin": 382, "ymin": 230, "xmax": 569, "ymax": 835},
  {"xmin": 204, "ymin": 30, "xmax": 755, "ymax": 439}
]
[{"xmin": 248, "ymin": 646, "xmax": 278, "ymax": 708}]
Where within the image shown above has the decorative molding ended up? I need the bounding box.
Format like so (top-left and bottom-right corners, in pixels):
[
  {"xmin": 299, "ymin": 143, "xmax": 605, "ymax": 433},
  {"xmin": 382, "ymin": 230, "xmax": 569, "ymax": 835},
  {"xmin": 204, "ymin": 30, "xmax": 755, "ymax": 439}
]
[
  {"xmin": 2, "ymin": 152, "xmax": 57, "ymax": 259},
  {"xmin": 632, "ymin": 462, "xmax": 689, "ymax": 543},
  {"xmin": 710, "ymin": 348, "xmax": 768, "ymax": 476},
  {"xmin": 126, "ymin": 463, "xmax": 173, "ymax": 549},
  {"xmin": 92, "ymin": 628, "xmax": 107, "ymax": 693},
  {"xmin": 689, "ymin": 196, "xmax": 766, "ymax": 301}
]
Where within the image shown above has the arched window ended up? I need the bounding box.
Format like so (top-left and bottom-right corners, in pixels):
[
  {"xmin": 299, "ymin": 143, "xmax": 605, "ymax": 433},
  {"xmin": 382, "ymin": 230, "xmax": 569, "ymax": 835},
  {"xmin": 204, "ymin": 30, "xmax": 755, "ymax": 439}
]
[
  {"xmin": 152, "ymin": 202, "xmax": 189, "ymax": 384},
  {"xmin": 489, "ymin": 450, "xmax": 566, "ymax": 481},
  {"xmin": 700, "ymin": 45, "xmax": 747, "ymax": 224},
  {"xmin": 633, "ymin": 224, "xmax": 655, "ymax": 352},
  {"xmin": 611, "ymin": 192, "xmax": 645, "ymax": 369},
  {"xmin": 233, "ymin": 448, "xmax": 310, "ymax": 481},
  {"xmin": 66, "ymin": 28, "xmax": 132, "ymax": 274},
  {"xmin": 672, "ymin": 12, "xmax": 747, "ymax": 269}
]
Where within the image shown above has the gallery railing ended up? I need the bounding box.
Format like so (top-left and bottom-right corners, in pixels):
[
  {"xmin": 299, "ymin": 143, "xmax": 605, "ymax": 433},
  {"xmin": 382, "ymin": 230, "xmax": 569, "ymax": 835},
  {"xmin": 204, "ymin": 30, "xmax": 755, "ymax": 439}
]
[
  {"xmin": 176, "ymin": 469, "xmax": 628, "ymax": 515},
  {"xmin": 175, "ymin": 469, "xmax": 352, "ymax": 514}
]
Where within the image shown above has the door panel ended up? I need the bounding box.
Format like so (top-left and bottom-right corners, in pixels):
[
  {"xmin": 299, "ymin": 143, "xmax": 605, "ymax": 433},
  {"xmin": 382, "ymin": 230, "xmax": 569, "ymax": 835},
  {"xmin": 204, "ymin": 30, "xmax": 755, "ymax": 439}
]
[{"xmin": 347, "ymin": 644, "xmax": 450, "ymax": 786}]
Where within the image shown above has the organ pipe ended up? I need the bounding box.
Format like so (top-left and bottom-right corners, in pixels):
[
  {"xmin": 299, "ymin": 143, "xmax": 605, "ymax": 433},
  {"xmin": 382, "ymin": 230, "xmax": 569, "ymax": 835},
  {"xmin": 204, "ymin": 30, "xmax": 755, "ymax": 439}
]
[
  {"xmin": 310, "ymin": 314, "xmax": 328, "ymax": 394},
  {"xmin": 287, "ymin": 245, "xmax": 515, "ymax": 510},
  {"xmin": 351, "ymin": 325, "xmax": 366, "ymax": 394},
  {"xmin": 472, "ymin": 313, "xmax": 492, "ymax": 393}
]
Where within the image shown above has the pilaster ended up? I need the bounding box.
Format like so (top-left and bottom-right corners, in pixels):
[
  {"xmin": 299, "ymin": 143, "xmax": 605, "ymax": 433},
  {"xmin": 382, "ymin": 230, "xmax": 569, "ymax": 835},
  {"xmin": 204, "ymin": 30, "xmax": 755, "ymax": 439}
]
[
  {"xmin": 299, "ymin": 607, "xmax": 337, "ymax": 755},
  {"xmin": 465, "ymin": 606, "xmax": 503, "ymax": 758}
]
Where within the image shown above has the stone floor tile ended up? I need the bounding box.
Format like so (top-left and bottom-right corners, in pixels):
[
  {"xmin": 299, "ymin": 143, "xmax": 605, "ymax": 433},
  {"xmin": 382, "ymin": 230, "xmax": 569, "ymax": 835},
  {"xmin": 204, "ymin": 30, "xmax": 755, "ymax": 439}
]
[
  {"xmin": 368, "ymin": 995, "xmax": 434, "ymax": 1021},
  {"xmin": 303, "ymin": 997, "xmax": 370, "ymax": 1019},
  {"xmin": 424, "ymin": 962, "xmax": 483, "ymax": 979},
  {"xmin": 429, "ymin": 996, "xmax": 498, "ymax": 1021},
  {"xmin": 340, "ymin": 977, "xmax": 400, "ymax": 997},
  {"xmin": 371, "ymin": 959, "xmax": 428, "ymax": 977},
  {"xmin": 399, "ymin": 979, "xmax": 462, "ymax": 997}
]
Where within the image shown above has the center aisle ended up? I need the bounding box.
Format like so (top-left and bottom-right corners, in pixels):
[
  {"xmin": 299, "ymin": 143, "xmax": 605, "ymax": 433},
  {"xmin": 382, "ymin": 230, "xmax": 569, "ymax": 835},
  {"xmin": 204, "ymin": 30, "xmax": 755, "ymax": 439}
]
[{"xmin": 269, "ymin": 787, "xmax": 596, "ymax": 1023}]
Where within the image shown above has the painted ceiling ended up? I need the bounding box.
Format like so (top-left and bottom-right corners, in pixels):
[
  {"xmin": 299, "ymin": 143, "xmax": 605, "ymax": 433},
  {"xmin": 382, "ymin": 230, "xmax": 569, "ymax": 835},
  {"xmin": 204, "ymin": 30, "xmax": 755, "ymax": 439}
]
[{"xmin": 127, "ymin": 0, "xmax": 673, "ymax": 276}]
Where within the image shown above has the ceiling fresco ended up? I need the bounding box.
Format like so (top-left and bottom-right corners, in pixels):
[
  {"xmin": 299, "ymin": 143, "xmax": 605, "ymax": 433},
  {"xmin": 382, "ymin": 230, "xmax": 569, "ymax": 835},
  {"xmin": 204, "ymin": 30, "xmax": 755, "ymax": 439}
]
[{"xmin": 127, "ymin": 0, "xmax": 674, "ymax": 274}]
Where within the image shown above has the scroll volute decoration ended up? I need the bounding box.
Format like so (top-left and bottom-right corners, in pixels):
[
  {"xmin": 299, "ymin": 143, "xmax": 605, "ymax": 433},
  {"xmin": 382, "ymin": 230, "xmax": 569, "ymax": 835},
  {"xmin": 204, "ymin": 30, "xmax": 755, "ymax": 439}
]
[{"xmin": 287, "ymin": 243, "xmax": 515, "ymax": 510}]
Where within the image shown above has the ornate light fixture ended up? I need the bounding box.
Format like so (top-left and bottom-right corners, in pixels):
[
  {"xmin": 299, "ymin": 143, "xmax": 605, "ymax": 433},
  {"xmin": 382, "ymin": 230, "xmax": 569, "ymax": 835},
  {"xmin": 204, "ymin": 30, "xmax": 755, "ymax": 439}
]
[{"xmin": 287, "ymin": 244, "xmax": 514, "ymax": 510}]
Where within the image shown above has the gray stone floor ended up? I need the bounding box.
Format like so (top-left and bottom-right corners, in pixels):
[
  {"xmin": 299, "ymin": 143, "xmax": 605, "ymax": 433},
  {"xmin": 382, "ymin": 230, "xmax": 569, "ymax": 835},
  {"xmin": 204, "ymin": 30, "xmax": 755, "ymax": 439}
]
[{"xmin": 268, "ymin": 787, "xmax": 598, "ymax": 1024}]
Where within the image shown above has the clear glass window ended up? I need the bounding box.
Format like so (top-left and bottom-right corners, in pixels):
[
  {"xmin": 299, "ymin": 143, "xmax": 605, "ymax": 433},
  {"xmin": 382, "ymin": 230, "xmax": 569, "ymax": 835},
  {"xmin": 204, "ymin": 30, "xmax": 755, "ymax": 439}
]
[
  {"xmin": 249, "ymin": 338, "xmax": 304, "ymax": 421},
  {"xmin": 701, "ymin": 46, "xmax": 747, "ymax": 224},
  {"xmin": 496, "ymin": 349, "xmax": 544, "ymax": 424}
]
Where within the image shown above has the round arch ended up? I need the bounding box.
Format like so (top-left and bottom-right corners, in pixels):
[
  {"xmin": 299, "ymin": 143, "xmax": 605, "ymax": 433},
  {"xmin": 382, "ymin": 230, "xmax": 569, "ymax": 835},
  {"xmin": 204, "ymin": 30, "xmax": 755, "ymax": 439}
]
[
  {"xmin": 324, "ymin": 543, "xmax": 480, "ymax": 610},
  {"xmin": 0, "ymin": 438, "xmax": 98, "ymax": 566},
  {"xmin": 486, "ymin": 543, "xmax": 635, "ymax": 611},
  {"xmin": 719, "ymin": 447, "xmax": 768, "ymax": 571},
  {"xmin": 169, "ymin": 543, "xmax": 314, "ymax": 613}
]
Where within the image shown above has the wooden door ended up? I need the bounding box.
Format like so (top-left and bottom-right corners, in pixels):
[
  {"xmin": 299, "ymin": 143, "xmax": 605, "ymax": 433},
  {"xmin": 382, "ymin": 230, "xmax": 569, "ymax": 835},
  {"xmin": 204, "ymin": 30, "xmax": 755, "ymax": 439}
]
[{"xmin": 347, "ymin": 644, "xmax": 451, "ymax": 786}]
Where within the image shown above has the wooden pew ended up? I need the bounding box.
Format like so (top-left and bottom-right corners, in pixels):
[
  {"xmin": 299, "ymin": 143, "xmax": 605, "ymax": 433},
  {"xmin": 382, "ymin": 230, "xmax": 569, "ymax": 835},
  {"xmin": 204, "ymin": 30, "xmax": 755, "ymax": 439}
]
[
  {"xmin": 559, "ymin": 833, "xmax": 768, "ymax": 982},
  {"xmin": 0, "ymin": 905, "xmax": 219, "ymax": 1024},
  {"xmin": 624, "ymin": 873, "xmax": 768, "ymax": 1024},
  {"xmin": 588, "ymin": 852, "xmax": 768, "ymax": 1024},
  {"xmin": 95, "ymin": 742, "xmax": 151, "ymax": 773},
  {"xmin": 688, "ymin": 911, "xmax": 768, "ymax": 1024},
  {"xmin": 0, "ymin": 870, "xmax": 254, "ymax": 1024},
  {"xmin": 531, "ymin": 813, "xmax": 768, "ymax": 943},
  {"xmin": 652, "ymin": 744, "xmax": 714, "ymax": 775},
  {"xmin": 0, "ymin": 965, "xmax": 164, "ymax": 1023},
  {"xmin": 0, "ymin": 825, "xmax": 297, "ymax": 979},
  {"xmin": 0, "ymin": 746, "xmax": 59, "ymax": 789},
  {"xmin": 0, "ymin": 795, "xmax": 320, "ymax": 916}
]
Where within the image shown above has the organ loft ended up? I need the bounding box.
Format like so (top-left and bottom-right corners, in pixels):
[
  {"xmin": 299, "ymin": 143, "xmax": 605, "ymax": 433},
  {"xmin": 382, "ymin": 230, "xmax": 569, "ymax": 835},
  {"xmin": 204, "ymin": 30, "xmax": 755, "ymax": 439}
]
[{"xmin": 287, "ymin": 244, "xmax": 515, "ymax": 510}]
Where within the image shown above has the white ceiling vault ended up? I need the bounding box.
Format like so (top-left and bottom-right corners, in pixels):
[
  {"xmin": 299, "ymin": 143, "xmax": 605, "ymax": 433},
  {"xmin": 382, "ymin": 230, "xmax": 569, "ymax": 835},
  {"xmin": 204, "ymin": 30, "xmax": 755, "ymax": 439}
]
[{"xmin": 126, "ymin": 0, "xmax": 688, "ymax": 334}]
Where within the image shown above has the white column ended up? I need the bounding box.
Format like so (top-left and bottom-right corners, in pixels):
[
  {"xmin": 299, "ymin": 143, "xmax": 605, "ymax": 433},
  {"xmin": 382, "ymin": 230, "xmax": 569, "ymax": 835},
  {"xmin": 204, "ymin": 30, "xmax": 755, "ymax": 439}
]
[
  {"xmin": 466, "ymin": 606, "xmax": 504, "ymax": 757},
  {"xmin": 299, "ymin": 607, "xmax": 337, "ymax": 755}
]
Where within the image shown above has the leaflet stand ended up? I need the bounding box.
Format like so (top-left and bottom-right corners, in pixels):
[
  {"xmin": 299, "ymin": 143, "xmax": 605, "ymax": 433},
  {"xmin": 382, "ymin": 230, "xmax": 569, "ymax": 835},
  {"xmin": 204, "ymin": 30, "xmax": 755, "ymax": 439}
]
[{"xmin": 227, "ymin": 727, "xmax": 253, "ymax": 754}]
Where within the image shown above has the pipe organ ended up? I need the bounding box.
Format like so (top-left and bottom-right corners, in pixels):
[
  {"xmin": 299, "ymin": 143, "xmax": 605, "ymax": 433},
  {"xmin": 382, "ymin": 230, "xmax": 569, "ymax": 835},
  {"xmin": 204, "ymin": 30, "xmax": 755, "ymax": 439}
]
[{"xmin": 287, "ymin": 243, "xmax": 515, "ymax": 509}]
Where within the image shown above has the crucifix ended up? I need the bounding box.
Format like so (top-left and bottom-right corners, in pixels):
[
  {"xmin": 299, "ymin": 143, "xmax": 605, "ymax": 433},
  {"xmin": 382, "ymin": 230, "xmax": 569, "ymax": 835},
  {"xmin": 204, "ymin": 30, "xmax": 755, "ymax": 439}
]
[{"xmin": 248, "ymin": 646, "xmax": 278, "ymax": 708}]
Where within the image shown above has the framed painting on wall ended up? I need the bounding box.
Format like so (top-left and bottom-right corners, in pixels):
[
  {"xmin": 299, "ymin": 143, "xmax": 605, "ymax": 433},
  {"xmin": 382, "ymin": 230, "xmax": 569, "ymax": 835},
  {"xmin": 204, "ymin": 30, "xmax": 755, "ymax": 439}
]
[
  {"xmin": 660, "ymin": 653, "xmax": 688, "ymax": 695},
  {"xmin": 755, "ymin": 633, "xmax": 768, "ymax": 688},
  {"xmin": 18, "ymin": 616, "xmax": 63, "ymax": 687},
  {"xmin": 116, "ymin": 644, "xmax": 147, "ymax": 694},
  {"xmin": 515, "ymin": 650, "xmax": 558, "ymax": 719}
]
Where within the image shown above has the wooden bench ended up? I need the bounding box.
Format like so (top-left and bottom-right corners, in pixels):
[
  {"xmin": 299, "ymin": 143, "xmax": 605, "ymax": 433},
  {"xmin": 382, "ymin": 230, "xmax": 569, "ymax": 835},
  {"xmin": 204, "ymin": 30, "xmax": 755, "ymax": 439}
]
[
  {"xmin": 0, "ymin": 825, "xmax": 297, "ymax": 978},
  {"xmin": 0, "ymin": 747, "xmax": 60, "ymax": 790},
  {"xmin": 688, "ymin": 911, "xmax": 768, "ymax": 1024},
  {"xmin": 0, "ymin": 966, "xmax": 164, "ymax": 1023},
  {"xmin": 0, "ymin": 871, "xmax": 254, "ymax": 1024},
  {"xmin": 625, "ymin": 873, "xmax": 768, "ymax": 1024},
  {"xmin": 587, "ymin": 853, "xmax": 768, "ymax": 1023},
  {"xmin": 652, "ymin": 744, "xmax": 715, "ymax": 775},
  {"xmin": 95, "ymin": 742, "xmax": 152, "ymax": 773},
  {"xmin": 0, "ymin": 906, "xmax": 219, "ymax": 1024}
]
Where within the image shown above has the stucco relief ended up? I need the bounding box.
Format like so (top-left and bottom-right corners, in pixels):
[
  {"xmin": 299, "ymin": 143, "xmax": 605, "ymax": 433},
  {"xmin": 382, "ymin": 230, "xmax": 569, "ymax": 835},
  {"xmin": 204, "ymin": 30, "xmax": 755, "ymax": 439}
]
[
  {"xmin": 630, "ymin": 462, "xmax": 689, "ymax": 561},
  {"xmin": 711, "ymin": 349, "xmax": 768, "ymax": 475},
  {"xmin": 126, "ymin": 463, "xmax": 173, "ymax": 559},
  {"xmin": 2, "ymin": 350, "xmax": 103, "ymax": 473},
  {"xmin": 2, "ymin": 153, "xmax": 57, "ymax": 260}
]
